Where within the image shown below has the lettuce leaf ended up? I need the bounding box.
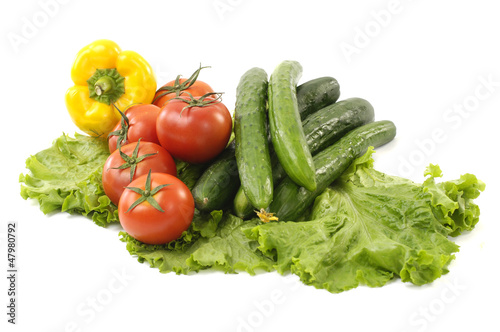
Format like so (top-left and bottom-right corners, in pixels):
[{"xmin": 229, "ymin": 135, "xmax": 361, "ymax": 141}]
[
  {"xmin": 246, "ymin": 148, "xmax": 484, "ymax": 293},
  {"xmin": 26, "ymin": 134, "xmax": 482, "ymax": 293},
  {"xmin": 19, "ymin": 133, "xmax": 118, "ymax": 227},
  {"xmin": 120, "ymin": 211, "xmax": 274, "ymax": 275},
  {"xmin": 175, "ymin": 160, "xmax": 208, "ymax": 190},
  {"xmin": 423, "ymin": 164, "xmax": 485, "ymax": 236}
]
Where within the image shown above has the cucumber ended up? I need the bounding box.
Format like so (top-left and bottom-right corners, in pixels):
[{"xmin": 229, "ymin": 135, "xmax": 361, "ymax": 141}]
[
  {"xmin": 268, "ymin": 120, "xmax": 397, "ymax": 221},
  {"xmin": 278, "ymin": 97, "xmax": 375, "ymax": 181},
  {"xmin": 191, "ymin": 142, "xmax": 240, "ymax": 212},
  {"xmin": 268, "ymin": 60, "xmax": 316, "ymax": 191},
  {"xmin": 233, "ymin": 186, "xmax": 253, "ymax": 218},
  {"xmin": 234, "ymin": 97, "xmax": 375, "ymax": 219},
  {"xmin": 234, "ymin": 68, "xmax": 273, "ymax": 209},
  {"xmin": 297, "ymin": 77, "xmax": 340, "ymax": 120},
  {"xmin": 197, "ymin": 72, "xmax": 343, "ymax": 215}
]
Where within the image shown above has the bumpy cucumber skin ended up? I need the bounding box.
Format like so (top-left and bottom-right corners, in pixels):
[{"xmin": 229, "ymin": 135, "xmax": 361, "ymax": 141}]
[
  {"xmin": 191, "ymin": 143, "xmax": 240, "ymax": 212},
  {"xmin": 268, "ymin": 120, "xmax": 397, "ymax": 221},
  {"xmin": 307, "ymin": 97, "xmax": 375, "ymax": 152},
  {"xmin": 233, "ymin": 77, "xmax": 343, "ymax": 219},
  {"xmin": 275, "ymin": 97, "xmax": 375, "ymax": 182},
  {"xmin": 296, "ymin": 77, "xmax": 340, "ymax": 120},
  {"xmin": 234, "ymin": 68, "xmax": 273, "ymax": 209},
  {"xmin": 268, "ymin": 60, "xmax": 317, "ymax": 192},
  {"xmin": 234, "ymin": 97, "xmax": 375, "ymax": 219}
]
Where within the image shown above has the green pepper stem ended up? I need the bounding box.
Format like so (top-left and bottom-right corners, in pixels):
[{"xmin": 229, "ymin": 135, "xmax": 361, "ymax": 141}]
[
  {"xmin": 87, "ymin": 68, "xmax": 125, "ymax": 105},
  {"xmin": 94, "ymin": 76, "xmax": 116, "ymax": 96}
]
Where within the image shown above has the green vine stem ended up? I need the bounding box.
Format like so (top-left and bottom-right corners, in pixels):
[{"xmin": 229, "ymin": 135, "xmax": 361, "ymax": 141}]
[
  {"xmin": 152, "ymin": 64, "xmax": 210, "ymax": 103},
  {"xmin": 108, "ymin": 104, "xmax": 130, "ymax": 150},
  {"xmin": 172, "ymin": 91, "xmax": 224, "ymax": 116}
]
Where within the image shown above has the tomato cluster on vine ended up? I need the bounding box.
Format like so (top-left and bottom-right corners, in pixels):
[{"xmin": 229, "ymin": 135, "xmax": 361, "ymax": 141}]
[{"xmin": 101, "ymin": 66, "xmax": 232, "ymax": 245}]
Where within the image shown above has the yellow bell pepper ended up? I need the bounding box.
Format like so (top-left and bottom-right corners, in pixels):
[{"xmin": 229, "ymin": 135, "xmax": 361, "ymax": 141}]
[{"xmin": 65, "ymin": 39, "xmax": 156, "ymax": 137}]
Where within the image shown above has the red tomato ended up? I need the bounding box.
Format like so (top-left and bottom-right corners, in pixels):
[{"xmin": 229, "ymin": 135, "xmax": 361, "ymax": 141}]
[
  {"xmin": 118, "ymin": 172, "xmax": 195, "ymax": 245},
  {"xmin": 108, "ymin": 104, "xmax": 161, "ymax": 153},
  {"xmin": 102, "ymin": 141, "xmax": 177, "ymax": 205},
  {"xmin": 156, "ymin": 96, "xmax": 232, "ymax": 164},
  {"xmin": 153, "ymin": 78, "xmax": 214, "ymax": 108}
]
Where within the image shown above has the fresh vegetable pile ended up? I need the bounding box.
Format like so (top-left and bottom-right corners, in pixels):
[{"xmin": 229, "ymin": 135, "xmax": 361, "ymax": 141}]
[{"xmin": 19, "ymin": 39, "xmax": 485, "ymax": 293}]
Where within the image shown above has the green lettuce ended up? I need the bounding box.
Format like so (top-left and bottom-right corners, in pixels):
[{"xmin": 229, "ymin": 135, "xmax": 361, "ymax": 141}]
[
  {"xmin": 246, "ymin": 148, "xmax": 485, "ymax": 293},
  {"xmin": 121, "ymin": 148, "xmax": 483, "ymax": 293},
  {"xmin": 423, "ymin": 164, "xmax": 484, "ymax": 236},
  {"xmin": 19, "ymin": 133, "xmax": 118, "ymax": 227},
  {"xmin": 175, "ymin": 160, "xmax": 208, "ymax": 190},
  {"xmin": 120, "ymin": 210, "xmax": 274, "ymax": 275},
  {"xmin": 21, "ymin": 134, "xmax": 484, "ymax": 293}
]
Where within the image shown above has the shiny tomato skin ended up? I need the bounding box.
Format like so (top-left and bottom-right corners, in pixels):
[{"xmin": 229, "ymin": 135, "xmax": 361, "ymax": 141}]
[
  {"xmin": 108, "ymin": 104, "xmax": 161, "ymax": 153},
  {"xmin": 153, "ymin": 78, "xmax": 214, "ymax": 108},
  {"xmin": 118, "ymin": 172, "xmax": 195, "ymax": 245},
  {"xmin": 156, "ymin": 97, "xmax": 232, "ymax": 164},
  {"xmin": 102, "ymin": 141, "xmax": 177, "ymax": 206}
]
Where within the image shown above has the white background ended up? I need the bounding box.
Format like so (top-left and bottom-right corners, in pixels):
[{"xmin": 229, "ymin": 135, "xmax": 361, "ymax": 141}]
[{"xmin": 1, "ymin": 0, "xmax": 498, "ymax": 331}]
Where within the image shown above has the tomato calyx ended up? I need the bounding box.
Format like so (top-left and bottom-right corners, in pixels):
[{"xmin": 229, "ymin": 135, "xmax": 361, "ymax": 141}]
[
  {"xmin": 152, "ymin": 64, "xmax": 210, "ymax": 103},
  {"xmin": 173, "ymin": 92, "xmax": 224, "ymax": 116},
  {"xmin": 111, "ymin": 138, "xmax": 158, "ymax": 182},
  {"xmin": 124, "ymin": 170, "xmax": 171, "ymax": 213},
  {"xmin": 108, "ymin": 104, "xmax": 130, "ymax": 150}
]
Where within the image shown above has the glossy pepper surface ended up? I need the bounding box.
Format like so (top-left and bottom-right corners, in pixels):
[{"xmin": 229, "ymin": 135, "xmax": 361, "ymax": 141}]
[{"xmin": 65, "ymin": 39, "xmax": 156, "ymax": 136}]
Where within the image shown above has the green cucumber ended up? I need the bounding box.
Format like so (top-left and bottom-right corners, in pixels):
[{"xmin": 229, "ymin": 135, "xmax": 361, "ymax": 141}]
[
  {"xmin": 191, "ymin": 142, "xmax": 240, "ymax": 212},
  {"xmin": 268, "ymin": 60, "xmax": 316, "ymax": 191},
  {"xmin": 280, "ymin": 97, "xmax": 375, "ymax": 181},
  {"xmin": 268, "ymin": 120, "xmax": 397, "ymax": 221},
  {"xmin": 297, "ymin": 76, "xmax": 340, "ymax": 120},
  {"xmin": 234, "ymin": 97, "xmax": 375, "ymax": 219},
  {"xmin": 233, "ymin": 186, "xmax": 253, "ymax": 218},
  {"xmin": 196, "ymin": 73, "xmax": 343, "ymax": 215},
  {"xmin": 234, "ymin": 68, "xmax": 273, "ymax": 209}
]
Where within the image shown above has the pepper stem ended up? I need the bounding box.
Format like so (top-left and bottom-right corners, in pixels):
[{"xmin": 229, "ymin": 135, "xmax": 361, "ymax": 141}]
[
  {"xmin": 87, "ymin": 68, "xmax": 125, "ymax": 105},
  {"xmin": 94, "ymin": 76, "xmax": 116, "ymax": 96}
]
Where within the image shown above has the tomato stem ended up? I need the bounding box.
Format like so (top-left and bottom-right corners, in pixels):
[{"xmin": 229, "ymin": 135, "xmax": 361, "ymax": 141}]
[
  {"xmin": 152, "ymin": 64, "xmax": 211, "ymax": 103},
  {"xmin": 110, "ymin": 138, "xmax": 158, "ymax": 182},
  {"xmin": 108, "ymin": 104, "xmax": 130, "ymax": 150},
  {"xmin": 172, "ymin": 92, "xmax": 224, "ymax": 117},
  {"xmin": 125, "ymin": 170, "xmax": 171, "ymax": 213}
]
